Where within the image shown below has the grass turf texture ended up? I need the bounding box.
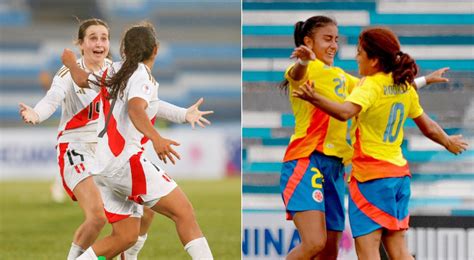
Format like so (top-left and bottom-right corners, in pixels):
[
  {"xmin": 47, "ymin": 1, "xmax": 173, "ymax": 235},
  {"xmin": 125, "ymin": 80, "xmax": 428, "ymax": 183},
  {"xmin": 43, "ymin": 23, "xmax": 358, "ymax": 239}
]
[{"xmin": 0, "ymin": 178, "xmax": 241, "ymax": 259}]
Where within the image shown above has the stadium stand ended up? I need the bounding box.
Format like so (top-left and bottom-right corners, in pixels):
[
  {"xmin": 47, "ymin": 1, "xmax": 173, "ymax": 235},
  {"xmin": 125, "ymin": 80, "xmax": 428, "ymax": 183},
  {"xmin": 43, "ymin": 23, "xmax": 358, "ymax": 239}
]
[{"xmin": 242, "ymin": 0, "xmax": 474, "ymax": 218}]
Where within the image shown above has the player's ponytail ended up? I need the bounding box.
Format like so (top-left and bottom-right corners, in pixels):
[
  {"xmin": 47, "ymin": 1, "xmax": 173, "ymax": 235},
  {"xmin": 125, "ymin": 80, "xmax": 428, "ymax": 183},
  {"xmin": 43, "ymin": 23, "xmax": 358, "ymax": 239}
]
[
  {"xmin": 101, "ymin": 22, "xmax": 159, "ymax": 100},
  {"xmin": 280, "ymin": 16, "xmax": 337, "ymax": 92},
  {"xmin": 293, "ymin": 21, "xmax": 305, "ymax": 47},
  {"xmin": 359, "ymin": 27, "xmax": 418, "ymax": 90},
  {"xmin": 392, "ymin": 51, "xmax": 418, "ymax": 88}
]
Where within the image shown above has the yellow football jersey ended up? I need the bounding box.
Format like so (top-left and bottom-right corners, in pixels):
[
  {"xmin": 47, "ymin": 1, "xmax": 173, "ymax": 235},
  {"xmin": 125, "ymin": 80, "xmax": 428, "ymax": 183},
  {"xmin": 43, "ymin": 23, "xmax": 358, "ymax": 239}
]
[
  {"xmin": 346, "ymin": 72, "xmax": 424, "ymax": 182},
  {"xmin": 283, "ymin": 59, "xmax": 358, "ymax": 163}
]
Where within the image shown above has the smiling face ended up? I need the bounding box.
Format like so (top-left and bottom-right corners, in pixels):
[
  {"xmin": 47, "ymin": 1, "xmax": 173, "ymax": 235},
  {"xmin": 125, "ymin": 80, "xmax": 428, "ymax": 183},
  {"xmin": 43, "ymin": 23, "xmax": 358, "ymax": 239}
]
[
  {"xmin": 79, "ymin": 25, "xmax": 110, "ymax": 67},
  {"xmin": 304, "ymin": 24, "xmax": 338, "ymax": 66}
]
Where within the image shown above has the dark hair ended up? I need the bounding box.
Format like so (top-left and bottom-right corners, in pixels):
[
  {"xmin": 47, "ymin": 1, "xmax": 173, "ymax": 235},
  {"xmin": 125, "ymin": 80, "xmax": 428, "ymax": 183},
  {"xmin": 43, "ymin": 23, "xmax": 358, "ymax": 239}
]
[
  {"xmin": 293, "ymin": 16, "xmax": 337, "ymax": 47},
  {"xmin": 75, "ymin": 18, "xmax": 112, "ymax": 59},
  {"xmin": 280, "ymin": 16, "xmax": 337, "ymax": 91},
  {"xmin": 101, "ymin": 22, "xmax": 158, "ymax": 100},
  {"xmin": 359, "ymin": 27, "xmax": 418, "ymax": 89}
]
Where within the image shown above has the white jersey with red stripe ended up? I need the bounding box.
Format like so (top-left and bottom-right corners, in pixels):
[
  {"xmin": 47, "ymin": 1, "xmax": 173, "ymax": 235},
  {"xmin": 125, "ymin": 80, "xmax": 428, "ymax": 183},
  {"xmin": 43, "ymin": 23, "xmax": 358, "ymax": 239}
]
[
  {"xmin": 35, "ymin": 58, "xmax": 112, "ymax": 143},
  {"xmin": 91, "ymin": 62, "xmax": 161, "ymax": 176}
]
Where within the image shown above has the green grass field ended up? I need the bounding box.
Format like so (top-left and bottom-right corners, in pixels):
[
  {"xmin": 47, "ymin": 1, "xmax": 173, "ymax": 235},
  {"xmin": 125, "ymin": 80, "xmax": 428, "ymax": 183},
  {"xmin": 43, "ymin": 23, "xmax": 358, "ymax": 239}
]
[{"xmin": 0, "ymin": 178, "xmax": 241, "ymax": 259}]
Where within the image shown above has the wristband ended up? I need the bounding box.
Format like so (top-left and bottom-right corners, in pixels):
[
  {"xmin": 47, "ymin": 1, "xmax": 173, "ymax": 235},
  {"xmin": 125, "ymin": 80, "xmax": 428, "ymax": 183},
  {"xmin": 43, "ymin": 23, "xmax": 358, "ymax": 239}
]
[
  {"xmin": 414, "ymin": 76, "xmax": 427, "ymax": 89},
  {"xmin": 297, "ymin": 59, "xmax": 309, "ymax": 66}
]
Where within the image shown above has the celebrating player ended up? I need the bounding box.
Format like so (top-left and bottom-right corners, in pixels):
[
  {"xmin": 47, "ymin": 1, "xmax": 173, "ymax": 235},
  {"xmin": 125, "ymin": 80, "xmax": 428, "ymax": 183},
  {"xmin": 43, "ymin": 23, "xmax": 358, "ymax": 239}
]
[
  {"xmin": 280, "ymin": 15, "xmax": 451, "ymax": 259},
  {"xmin": 292, "ymin": 26, "xmax": 468, "ymax": 259},
  {"xmin": 62, "ymin": 22, "xmax": 213, "ymax": 259},
  {"xmin": 19, "ymin": 18, "xmax": 111, "ymax": 259}
]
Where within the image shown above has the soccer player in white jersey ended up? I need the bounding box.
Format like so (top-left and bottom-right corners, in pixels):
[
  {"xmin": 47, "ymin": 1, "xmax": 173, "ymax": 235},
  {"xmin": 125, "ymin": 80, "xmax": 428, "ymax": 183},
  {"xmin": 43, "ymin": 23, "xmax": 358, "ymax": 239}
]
[
  {"xmin": 63, "ymin": 22, "xmax": 214, "ymax": 259},
  {"xmin": 19, "ymin": 18, "xmax": 181, "ymax": 259},
  {"xmin": 19, "ymin": 18, "xmax": 110, "ymax": 259}
]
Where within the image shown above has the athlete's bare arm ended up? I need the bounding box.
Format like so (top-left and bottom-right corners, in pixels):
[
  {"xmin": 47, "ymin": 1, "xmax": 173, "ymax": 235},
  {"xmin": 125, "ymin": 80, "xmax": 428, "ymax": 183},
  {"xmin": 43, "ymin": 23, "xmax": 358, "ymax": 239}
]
[
  {"xmin": 128, "ymin": 97, "xmax": 181, "ymax": 164},
  {"xmin": 413, "ymin": 113, "xmax": 468, "ymax": 154},
  {"xmin": 293, "ymin": 80, "xmax": 361, "ymax": 121}
]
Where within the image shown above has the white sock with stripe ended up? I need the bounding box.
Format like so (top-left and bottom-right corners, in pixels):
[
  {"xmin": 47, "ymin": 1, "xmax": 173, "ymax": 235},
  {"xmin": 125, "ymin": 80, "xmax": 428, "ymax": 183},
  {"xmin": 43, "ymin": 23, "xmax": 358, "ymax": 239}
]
[
  {"xmin": 67, "ymin": 242, "xmax": 84, "ymax": 260},
  {"xmin": 75, "ymin": 247, "xmax": 97, "ymax": 260},
  {"xmin": 184, "ymin": 237, "xmax": 213, "ymax": 260},
  {"xmin": 119, "ymin": 233, "xmax": 148, "ymax": 260}
]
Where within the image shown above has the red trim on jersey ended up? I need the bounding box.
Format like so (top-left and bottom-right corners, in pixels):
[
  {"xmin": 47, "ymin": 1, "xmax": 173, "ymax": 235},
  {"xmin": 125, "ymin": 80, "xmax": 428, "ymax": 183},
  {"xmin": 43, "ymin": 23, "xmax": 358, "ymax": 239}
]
[
  {"xmin": 351, "ymin": 128, "xmax": 410, "ymax": 182},
  {"xmin": 79, "ymin": 163, "xmax": 85, "ymax": 171},
  {"xmin": 140, "ymin": 116, "xmax": 157, "ymax": 145},
  {"xmin": 99, "ymin": 71, "xmax": 125, "ymax": 157},
  {"xmin": 282, "ymin": 158, "xmax": 310, "ymax": 220},
  {"xmin": 63, "ymin": 94, "xmax": 101, "ymax": 131},
  {"xmin": 128, "ymin": 152, "xmax": 147, "ymax": 204},
  {"xmin": 162, "ymin": 172, "xmax": 172, "ymax": 182},
  {"xmin": 349, "ymin": 179, "xmax": 409, "ymax": 230},
  {"xmin": 74, "ymin": 165, "xmax": 81, "ymax": 174},
  {"xmin": 57, "ymin": 131, "xmax": 64, "ymax": 139},
  {"xmin": 104, "ymin": 209, "xmax": 131, "ymax": 224},
  {"xmin": 283, "ymin": 108, "xmax": 330, "ymax": 162},
  {"xmin": 58, "ymin": 143, "xmax": 76, "ymax": 201}
]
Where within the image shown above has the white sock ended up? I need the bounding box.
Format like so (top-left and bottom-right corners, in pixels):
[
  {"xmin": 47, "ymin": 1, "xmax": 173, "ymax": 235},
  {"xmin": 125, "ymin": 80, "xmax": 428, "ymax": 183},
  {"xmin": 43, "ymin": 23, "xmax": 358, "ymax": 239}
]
[
  {"xmin": 76, "ymin": 247, "xmax": 97, "ymax": 260},
  {"xmin": 67, "ymin": 242, "xmax": 84, "ymax": 260},
  {"xmin": 119, "ymin": 234, "xmax": 148, "ymax": 260},
  {"xmin": 184, "ymin": 237, "xmax": 213, "ymax": 260}
]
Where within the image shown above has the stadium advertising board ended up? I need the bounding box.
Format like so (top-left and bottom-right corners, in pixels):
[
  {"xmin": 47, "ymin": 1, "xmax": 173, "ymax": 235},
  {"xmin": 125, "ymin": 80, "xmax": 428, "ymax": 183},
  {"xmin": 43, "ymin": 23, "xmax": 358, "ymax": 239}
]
[
  {"xmin": 0, "ymin": 128, "xmax": 229, "ymax": 179},
  {"xmin": 242, "ymin": 210, "xmax": 357, "ymax": 259},
  {"xmin": 407, "ymin": 216, "xmax": 474, "ymax": 260},
  {"xmin": 243, "ymin": 211, "xmax": 474, "ymax": 259}
]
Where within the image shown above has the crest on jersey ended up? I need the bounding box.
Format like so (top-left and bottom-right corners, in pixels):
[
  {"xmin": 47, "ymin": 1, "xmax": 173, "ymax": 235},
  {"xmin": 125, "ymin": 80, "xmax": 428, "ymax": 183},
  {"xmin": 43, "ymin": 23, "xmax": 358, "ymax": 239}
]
[
  {"xmin": 312, "ymin": 190, "xmax": 324, "ymax": 203},
  {"xmin": 142, "ymin": 84, "xmax": 151, "ymax": 95}
]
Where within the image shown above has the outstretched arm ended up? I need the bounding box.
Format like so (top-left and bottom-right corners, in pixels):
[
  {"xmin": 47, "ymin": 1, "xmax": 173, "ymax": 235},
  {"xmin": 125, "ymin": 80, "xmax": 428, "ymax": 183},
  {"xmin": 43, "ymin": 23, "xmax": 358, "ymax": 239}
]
[
  {"xmin": 19, "ymin": 103, "xmax": 40, "ymax": 124},
  {"xmin": 416, "ymin": 67, "xmax": 450, "ymax": 89},
  {"xmin": 61, "ymin": 48, "xmax": 90, "ymax": 88},
  {"xmin": 413, "ymin": 113, "xmax": 468, "ymax": 154},
  {"xmin": 129, "ymin": 97, "xmax": 181, "ymax": 164},
  {"xmin": 292, "ymin": 81, "xmax": 361, "ymax": 121},
  {"xmin": 184, "ymin": 98, "xmax": 213, "ymax": 129},
  {"xmin": 156, "ymin": 98, "xmax": 213, "ymax": 128},
  {"xmin": 19, "ymin": 76, "xmax": 67, "ymax": 124}
]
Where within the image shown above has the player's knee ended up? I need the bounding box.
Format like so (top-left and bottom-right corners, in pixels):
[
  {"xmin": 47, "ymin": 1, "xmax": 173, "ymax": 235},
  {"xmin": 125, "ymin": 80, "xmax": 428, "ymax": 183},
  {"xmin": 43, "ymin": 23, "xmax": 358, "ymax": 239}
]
[
  {"xmin": 302, "ymin": 236, "xmax": 326, "ymax": 256},
  {"xmin": 120, "ymin": 233, "xmax": 139, "ymax": 250},
  {"xmin": 87, "ymin": 213, "xmax": 107, "ymax": 230}
]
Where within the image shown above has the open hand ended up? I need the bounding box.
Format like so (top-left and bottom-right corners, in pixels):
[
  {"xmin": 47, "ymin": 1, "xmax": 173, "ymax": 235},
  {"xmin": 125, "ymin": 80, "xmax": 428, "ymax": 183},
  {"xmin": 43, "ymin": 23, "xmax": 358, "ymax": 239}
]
[
  {"xmin": 446, "ymin": 134, "xmax": 468, "ymax": 155},
  {"xmin": 426, "ymin": 67, "xmax": 449, "ymax": 85},
  {"xmin": 152, "ymin": 136, "xmax": 181, "ymax": 164},
  {"xmin": 292, "ymin": 80, "xmax": 317, "ymax": 102},
  {"xmin": 290, "ymin": 45, "xmax": 316, "ymax": 63},
  {"xmin": 19, "ymin": 103, "xmax": 39, "ymax": 124},
  {"xmin": 186, "ymin": 98, "xmax": 213, "ymax": 129}
]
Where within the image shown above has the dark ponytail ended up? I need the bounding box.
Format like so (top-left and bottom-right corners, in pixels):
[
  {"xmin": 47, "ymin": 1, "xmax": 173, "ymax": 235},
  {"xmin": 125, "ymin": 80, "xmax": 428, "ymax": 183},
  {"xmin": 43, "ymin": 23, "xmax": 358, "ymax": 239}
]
[
  {"xmin": 293, "ymin": 21, "xmax": 305, "ymax": 47},
  {"xmin": 392, "ymin": 51, "xmax": 418, "ymax": 88},
  {"xmin": 97, "ymin": 22, "xmax": 158, "ymax": 100},
  {"xmin": 359, "ymin": 27, "xmax": 418, "ymax": 90},
  {"xmin": 279, "ymin": 16, "xmax": 337, "ymax": 91}
]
